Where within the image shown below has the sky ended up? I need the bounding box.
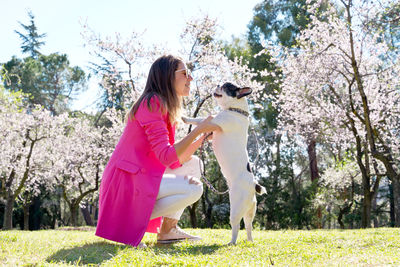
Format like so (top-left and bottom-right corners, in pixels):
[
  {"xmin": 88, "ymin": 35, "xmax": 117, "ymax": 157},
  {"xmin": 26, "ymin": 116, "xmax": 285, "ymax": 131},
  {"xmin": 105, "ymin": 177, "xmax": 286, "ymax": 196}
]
[{"xmin": 1, "ymin": 0, "xmax": 261, "ymax": 111}]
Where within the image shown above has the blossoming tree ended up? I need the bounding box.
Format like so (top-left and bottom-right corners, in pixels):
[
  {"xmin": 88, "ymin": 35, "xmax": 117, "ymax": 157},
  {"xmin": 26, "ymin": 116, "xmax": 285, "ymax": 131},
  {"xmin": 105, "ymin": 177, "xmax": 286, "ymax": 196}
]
[
  {"xmin": 0, "ymin": 90, "xmax": 67, "ymax": 229},
  {"xmin": 265, "ymin": 0, "xmax": 400, "ymax": 227},
  {"xmin": 47, "ymin": 109, "xmax": 123, "ymax": 226}
]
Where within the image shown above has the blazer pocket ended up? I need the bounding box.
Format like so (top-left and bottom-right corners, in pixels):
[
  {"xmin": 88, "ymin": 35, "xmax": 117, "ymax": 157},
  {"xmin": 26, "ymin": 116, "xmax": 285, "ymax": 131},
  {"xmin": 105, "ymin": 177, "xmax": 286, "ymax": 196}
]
[
  {"xmin": 114, "ymin": 160, "xmax": 141, "ymax": 197},
  {"xmin": 115, "ymin": 160, "xmax": 140, "ymax": 174}
]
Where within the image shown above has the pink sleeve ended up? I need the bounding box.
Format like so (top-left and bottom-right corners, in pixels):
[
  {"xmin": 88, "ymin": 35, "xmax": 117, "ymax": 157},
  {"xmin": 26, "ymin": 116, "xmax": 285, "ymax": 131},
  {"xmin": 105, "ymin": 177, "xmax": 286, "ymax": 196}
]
[
  {"xmin": 135, "ymin": 96, "xmax": 179, "ymax": 167},
  {"xmin": 169, "ymin": 160, "xmax": 182, "ymax": 169}
]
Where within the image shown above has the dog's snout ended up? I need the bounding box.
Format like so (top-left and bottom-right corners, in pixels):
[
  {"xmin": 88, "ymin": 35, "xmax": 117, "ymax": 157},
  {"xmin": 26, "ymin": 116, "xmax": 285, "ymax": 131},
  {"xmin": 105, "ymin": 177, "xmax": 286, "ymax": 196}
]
[
  {"xmin": 213, "ymin": 85, "xmax": 223, "ymax": 98},
  {"xmin": 213, "ymin": 92, "xmax": 222, "ymax": 98}
]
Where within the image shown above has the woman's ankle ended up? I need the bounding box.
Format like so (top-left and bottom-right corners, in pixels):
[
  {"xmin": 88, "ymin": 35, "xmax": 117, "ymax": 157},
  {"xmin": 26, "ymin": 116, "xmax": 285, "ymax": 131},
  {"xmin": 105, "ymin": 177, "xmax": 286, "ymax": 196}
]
[{"xmin": 159, "ymin": 217, "xmax": 178, "ymax": 234}]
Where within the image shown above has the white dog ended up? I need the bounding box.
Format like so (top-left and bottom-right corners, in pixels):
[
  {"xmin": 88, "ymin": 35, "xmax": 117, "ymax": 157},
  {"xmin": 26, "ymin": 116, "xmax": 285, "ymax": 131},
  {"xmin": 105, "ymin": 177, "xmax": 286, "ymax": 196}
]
[{"xmin": 183, "ymin": 82, "xmax": 266, "ymax": 245}]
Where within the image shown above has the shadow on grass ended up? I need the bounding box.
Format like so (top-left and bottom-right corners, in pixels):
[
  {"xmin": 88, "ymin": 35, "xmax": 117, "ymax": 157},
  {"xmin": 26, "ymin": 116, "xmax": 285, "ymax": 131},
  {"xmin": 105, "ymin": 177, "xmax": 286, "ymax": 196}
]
[
  {"xmin": 46, "ymin": 241, "xmax": 225, "ymax": 265},
  {"xmin": 46, "ymin": 241, "xmax": 125, "ymax": 265},
  {"xmin": 152, "ymin": 243, "xmax": 225, "ymax": 256}
]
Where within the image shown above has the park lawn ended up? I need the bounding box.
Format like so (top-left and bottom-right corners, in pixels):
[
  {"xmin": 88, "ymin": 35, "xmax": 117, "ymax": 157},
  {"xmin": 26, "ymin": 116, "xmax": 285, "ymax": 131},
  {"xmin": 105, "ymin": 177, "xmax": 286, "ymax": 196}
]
[{"xmin": 0, "ymin": 227, "xmax": 399, "ymax": 266}]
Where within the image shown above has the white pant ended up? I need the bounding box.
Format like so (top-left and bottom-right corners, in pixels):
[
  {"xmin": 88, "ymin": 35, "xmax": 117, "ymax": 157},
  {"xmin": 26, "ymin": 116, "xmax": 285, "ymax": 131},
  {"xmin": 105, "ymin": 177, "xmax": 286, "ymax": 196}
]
[{"xmin": 150, "ymin": 156, "xmax": 203, "ymax": 220}]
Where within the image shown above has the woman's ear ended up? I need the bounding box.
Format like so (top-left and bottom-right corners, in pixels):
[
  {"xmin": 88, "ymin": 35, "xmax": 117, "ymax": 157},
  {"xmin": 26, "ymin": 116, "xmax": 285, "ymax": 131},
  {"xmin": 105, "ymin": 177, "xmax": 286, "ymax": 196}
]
[{"xmin": 237, "ymin": 87, "xmax": 253, "ymax": 99}]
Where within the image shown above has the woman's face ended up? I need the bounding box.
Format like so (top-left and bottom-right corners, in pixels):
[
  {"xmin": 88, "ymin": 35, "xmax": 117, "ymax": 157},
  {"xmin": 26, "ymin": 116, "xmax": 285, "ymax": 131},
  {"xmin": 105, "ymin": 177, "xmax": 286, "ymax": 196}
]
[{"xmin": 174, "ymin": 62, "xmax": 193, "ymax": 97}]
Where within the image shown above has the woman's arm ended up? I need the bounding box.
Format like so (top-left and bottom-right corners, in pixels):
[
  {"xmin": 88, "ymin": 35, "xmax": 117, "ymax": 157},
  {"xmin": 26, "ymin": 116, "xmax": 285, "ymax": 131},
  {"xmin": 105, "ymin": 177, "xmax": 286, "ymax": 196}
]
[
  {"xmin": 178, "ymin": 133, "xmax": 211, "ymax": 164},
  {"xmin": 174, "ymin": 116, "xmax": 221, "ymax": 164},
  {"xmin": 135, "ymin": 96, "xmax": 182, "ymax": 167},
  {"xmin": 135, "ymin": 97, "xmax": 219, "ymax": 166}
]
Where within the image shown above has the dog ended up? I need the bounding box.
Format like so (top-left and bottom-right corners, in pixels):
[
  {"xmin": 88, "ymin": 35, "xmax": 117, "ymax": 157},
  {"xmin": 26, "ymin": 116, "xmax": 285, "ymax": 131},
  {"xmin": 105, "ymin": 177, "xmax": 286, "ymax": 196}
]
[{"xmin": 183, "ymin": 82, "xmax": 266, "ymax": 245}]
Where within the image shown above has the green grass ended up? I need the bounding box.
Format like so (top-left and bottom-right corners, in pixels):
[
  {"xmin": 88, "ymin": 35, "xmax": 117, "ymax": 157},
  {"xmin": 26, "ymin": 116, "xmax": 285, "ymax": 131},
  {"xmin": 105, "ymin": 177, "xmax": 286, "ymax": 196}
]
[{"xmin": 0, "ymin": 227, "xmax": 399, "ymax": 266}]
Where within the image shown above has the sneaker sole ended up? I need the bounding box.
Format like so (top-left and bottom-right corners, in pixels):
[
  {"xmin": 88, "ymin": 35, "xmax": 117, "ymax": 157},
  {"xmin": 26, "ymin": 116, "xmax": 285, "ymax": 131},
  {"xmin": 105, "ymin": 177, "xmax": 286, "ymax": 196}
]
[
  {"xmin": 157, "ymin": 238, "xmax": 186, "ymax": 244},
  {"xmin": 157, "ymin": 237, "xmax": 202, "ymax": 244}
]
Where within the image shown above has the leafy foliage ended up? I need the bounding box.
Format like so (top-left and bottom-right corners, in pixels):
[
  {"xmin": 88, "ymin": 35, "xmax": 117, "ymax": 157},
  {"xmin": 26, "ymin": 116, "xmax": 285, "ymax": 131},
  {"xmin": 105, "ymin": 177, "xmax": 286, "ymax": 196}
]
[
  {"xmin": 14, "ymin": 11, "xmax": 47, "ymax": 59},
  {"xmin": 3, "ymin": 54, "xmax": 87, "ymax": 115}
]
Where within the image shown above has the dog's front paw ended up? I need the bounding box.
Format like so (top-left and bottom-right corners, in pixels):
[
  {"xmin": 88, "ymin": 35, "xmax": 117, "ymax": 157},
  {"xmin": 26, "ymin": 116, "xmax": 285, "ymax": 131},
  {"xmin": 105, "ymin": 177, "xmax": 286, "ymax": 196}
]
[
  {"xmin": 181, "ymin": 116, "xmax": 204, "ymax": 125},
  {"xmin": 227, "ymin": 241, "xmax": 237, "ymax": 246},
  {"xmin": 181, "ymin": 116, "xmax": 189, "ymax": 123}
]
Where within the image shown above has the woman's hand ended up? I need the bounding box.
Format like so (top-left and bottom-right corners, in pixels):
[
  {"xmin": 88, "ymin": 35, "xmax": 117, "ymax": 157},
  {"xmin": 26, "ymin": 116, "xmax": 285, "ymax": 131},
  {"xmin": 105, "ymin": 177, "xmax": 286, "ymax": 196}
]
[
  {"xmin": 174, "ymin": 116, "xmax": 221, "ymax": 164},
  {"xmin": 195, "ymin": 116, "xmax": 222, "ymax": 134},
  {"xmin": 203, "ymin": 132, "xmax": 213, "ymax": 141}
]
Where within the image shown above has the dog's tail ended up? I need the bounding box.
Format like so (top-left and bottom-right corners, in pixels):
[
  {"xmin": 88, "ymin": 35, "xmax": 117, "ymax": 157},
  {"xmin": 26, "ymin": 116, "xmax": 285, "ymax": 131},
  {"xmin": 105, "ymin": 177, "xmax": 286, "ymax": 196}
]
[{"xmin": 255, "ymin": 183, "xmax": 267, "ymax": 195}]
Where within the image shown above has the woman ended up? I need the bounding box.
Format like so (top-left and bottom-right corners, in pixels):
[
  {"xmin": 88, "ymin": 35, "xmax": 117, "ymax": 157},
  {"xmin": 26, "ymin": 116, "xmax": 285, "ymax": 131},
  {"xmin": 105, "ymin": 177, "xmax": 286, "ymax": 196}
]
[{"xmin": 95, "ymin": 55, "xmax": 220, "ymax": 247}]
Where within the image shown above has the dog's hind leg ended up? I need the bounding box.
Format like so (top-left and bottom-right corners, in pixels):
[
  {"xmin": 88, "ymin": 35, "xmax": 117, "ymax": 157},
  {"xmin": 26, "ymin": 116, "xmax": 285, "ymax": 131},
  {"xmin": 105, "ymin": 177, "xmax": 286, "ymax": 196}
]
[
  {"xmin": 243, "ymin": 199, "xmax": 257, "ymax": 242},
  {"xmin": 228, "ymin": 193, "xmax": 249, "ymax": 245},
  {"xmin": 229, "ymin": 222, "xmax": 240, "ymax": 246}
]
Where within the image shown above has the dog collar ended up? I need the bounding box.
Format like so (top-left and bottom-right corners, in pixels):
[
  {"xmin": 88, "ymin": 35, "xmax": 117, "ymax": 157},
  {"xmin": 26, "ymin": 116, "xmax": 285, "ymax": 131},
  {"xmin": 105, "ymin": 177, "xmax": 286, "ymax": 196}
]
[{"xmin": 228, "ymin": 107, "xmax": 249, "ymax": 117}]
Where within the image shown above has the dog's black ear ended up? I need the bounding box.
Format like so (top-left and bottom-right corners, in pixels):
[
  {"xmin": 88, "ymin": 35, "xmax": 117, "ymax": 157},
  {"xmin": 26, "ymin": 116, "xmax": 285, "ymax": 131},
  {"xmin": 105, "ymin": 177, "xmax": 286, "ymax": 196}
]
[{"xmin": 237, "ymin": 87, "xmax": 252, "ymax": 99}]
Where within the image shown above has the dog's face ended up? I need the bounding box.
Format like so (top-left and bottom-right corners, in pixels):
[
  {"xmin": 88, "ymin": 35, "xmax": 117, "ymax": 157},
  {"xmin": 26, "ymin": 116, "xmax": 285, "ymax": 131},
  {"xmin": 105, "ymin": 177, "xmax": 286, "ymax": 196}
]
[{"xmin": 213, "ymin": 82, "xmax": 252, "ymax": 108}]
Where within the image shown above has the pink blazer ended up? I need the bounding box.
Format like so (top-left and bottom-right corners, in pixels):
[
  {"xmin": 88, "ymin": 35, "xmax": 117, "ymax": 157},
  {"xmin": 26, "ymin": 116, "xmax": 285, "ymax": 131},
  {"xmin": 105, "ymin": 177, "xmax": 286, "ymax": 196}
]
[{"xmin": 95, "ymin": 96, "xmax": 181, "ymax": 246}]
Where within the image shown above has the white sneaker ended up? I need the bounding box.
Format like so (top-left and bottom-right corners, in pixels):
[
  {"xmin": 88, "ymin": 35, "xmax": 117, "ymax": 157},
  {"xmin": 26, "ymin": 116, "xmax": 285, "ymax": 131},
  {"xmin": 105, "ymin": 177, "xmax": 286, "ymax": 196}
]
[
  {"xmin": 157, "ymin": 227, "xmax": 202, "ymax": 244},
  {"xmin": 137, "ymin": 242, "xmax": 147, "ymax": 248}
]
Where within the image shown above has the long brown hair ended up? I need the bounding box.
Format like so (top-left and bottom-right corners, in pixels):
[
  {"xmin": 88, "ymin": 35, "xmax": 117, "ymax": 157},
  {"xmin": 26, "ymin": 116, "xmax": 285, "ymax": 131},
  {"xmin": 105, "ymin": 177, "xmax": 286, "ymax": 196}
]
[{"xmin": 127, "ymin": 55, "xmax": 182, "ymax": 124}]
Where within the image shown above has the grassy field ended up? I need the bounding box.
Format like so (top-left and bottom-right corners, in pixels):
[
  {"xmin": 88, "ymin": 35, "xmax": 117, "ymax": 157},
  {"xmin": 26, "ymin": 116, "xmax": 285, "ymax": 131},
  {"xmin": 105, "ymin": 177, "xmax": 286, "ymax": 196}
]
[{"xmin": 0, "ymin": 227, "xmax": 399, "ymax": 266}]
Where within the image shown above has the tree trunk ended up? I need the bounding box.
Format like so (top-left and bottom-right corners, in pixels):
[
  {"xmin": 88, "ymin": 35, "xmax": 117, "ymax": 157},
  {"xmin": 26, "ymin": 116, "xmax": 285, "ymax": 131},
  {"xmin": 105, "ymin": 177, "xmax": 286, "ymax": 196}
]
[
  {"xmin": 307, "ymin": 139, "xmax": 321, "ymax": 228},
  {"xmin": 94, "ymin": 204, "xmax": 98, "ymax": 226},
  {"xmin": 391, "ymin": 176, "xmax": 400, "ymax": 227},
  {"xmin": 389, "ymin": 183, "xmax": 395, "ymax": 227},
  {"xmin": 51, "ymin": 217, "xmax": 57, "ymax": 229},
  {"xmin": 275, "ymin": 134, "xmax": 281, "ymax": 174},
  {"xmin": 188, "ymin": 202, "xmax": 198, "ymax": 228},
  {"xmin": 3, "ymin": 195, "xmax": 14, "ymax": 230},
  {"xmin": 349, "ymin": 215, "xmax": 354, "ymax": 229},
  {"xmin": 372, "ymin": 194, "xmax": 378, "ymax": 227},
  {"xmin": 81, "ymin": 205, "xmax": 94, "ymax": 226},
  {"xmin": 338, "ymin": 208, "xmax": 345, "ymax": 229},
  {"xmin": 23, "ymin": 204, "xmax": 29, "ymax": 230},
  {"xmin": 307, "ymin": 139, "xmax": 319, "ymax": 182},
  {"xmin": 360, "ymin": 139, "xmax": 372, "ymax": 228},
  {"xmin": 70, "ymin": 205, "xmax": 78, "ymax": 226},
  {"xmin": 50, "ymin": 192, "xmax": 62, "ymax": 229},
  {"xmin": 31, "ymin": 196, "xmax": 42, "ymax": 230},
  {"xmin": 201, "ymin": 187, "xmax": 214, "ymax": 228},
  {"xmin": 206, "ymin": 204, "xmax": 213, "ymax": 228},
  {"xmin": 327, "ymin": 206, "xmax": 332, "ymax": 229},
  {"xmin": 362, "ymin": 192, "xmax": 372, "ymax": 228}
]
